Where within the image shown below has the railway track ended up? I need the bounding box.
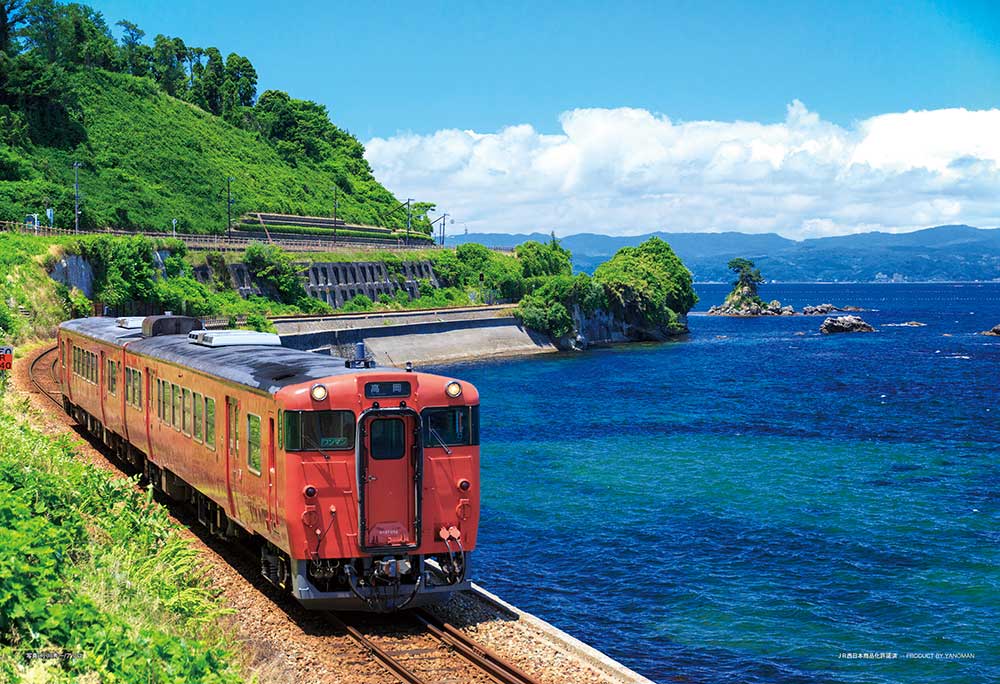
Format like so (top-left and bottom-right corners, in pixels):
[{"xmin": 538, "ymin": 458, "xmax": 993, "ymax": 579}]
[
  {"xmin": 28, "ymin": 345, "xmax": 62, "ymax": 408},
  {"xmin": 328, "ymin": 609, "xmax": 542, "ymax": 684},
  {"xmin": 23, "ymin": 344, "xmax": 547, "ymax": 684}
]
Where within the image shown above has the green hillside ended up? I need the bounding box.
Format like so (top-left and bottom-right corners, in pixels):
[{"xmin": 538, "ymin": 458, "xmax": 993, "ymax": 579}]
[{"xmin": 0, "ymin": 1, "xmax": 432, "ymax": 234}]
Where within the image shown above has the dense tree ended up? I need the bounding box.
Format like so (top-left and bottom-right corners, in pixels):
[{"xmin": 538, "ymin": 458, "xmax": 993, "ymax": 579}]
[
  {"xmin": 727, "ymin": 257, "xmax": 764, "ymax": 295},
  {"xmin": 115, "ymin": 19, "xmax": 145, "ymax": 75},
  {"xmin": 200, "ymin": 46, "xmax": 223, "ymax": 114},
  {"xmin": 224, "ymin": 52, "xmax": 255, "ymax": 107},
  {"xmin": 0, "ymin": 0, "xmax": 26, "ymax": 54},
  {"xmin": 593, "ymin": 237, "xmax": 697, "ymax": 329},
  {"xmin": 515, "ymin": 234, "xmax": 572, "ymax": 278},
  {"xmin": 151, "ymin": 34, "xmax": 186, "ymax": 96},
  {"xmin": 61, "ymin": 3, "xmax": 116, "ymax": 69},
  {"xmin": 22, "ymin": 0, "xmax": 59, "ymax": 61},
  {"xmin": 0, "ymin": 0, "xmax": 430, "ymax": 233}
]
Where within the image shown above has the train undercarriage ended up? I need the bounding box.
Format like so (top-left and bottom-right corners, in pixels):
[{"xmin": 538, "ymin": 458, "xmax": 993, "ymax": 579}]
[{"xmin": 66, "ymin": 400, "xmax": 469, "ymax": 612}]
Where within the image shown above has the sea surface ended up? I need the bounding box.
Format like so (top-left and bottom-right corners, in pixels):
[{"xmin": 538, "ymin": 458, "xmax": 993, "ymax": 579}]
[{"xmin": 430, "ymin": 283, "xmax": 1000, "ymax": 684}]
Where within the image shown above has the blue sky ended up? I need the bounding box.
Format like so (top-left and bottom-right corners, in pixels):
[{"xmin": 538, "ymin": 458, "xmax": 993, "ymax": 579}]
[
  {"xmin": 90, "ymin": 0, "xmax": 999, "ymax": 139},
  {"xmin": 86, "ymin": 0, "xmax": 1000, "ymax": 237}
]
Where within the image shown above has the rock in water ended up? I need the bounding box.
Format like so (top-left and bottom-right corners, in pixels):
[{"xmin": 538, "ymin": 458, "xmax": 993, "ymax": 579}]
[
  {"xmin": 981, "ymin": 324, "xmax": 1000, "ymax": 336},
  {"xmin": 820, "ymin": 315, "xmax": 876, "ymax": 334}
]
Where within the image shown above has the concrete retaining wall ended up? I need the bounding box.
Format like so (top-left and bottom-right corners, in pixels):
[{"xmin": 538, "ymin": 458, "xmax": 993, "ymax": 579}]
[
  {"xmin": 191, "ymin": 259, "xmax": 438, "ymax": 307},
  {"xmin": 281, "ymin": 316, "xmax": 556, "ymax": 366}
]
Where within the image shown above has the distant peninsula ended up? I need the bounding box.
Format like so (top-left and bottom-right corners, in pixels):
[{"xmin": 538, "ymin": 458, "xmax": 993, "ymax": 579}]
[{"xmin": 450, "ymin": 224, "xmax": 1000, "ymax": 283}]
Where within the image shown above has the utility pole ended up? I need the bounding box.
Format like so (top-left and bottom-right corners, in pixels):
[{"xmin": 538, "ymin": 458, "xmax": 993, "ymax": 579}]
[
  {"xmin": 226, "ymin": 177, "xmax": 235, "ymax": 239},
  {"xmin": 332, "ymin": 186, "xmax": 339, "ymax": 242},
  {"xmin": 72, "ymin": 162, "xmax": 82, "ymax": 233},
  {"xmin": 430, "ymin": 212, "xmax": 450, "ymax": 246},
  {"xmin": 405, "ymin": 198, "xmax": 413, "ymax": 244}
]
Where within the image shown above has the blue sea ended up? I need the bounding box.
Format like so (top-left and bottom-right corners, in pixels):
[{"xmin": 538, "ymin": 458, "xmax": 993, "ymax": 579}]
[{"xmin": 431, "ymin": 283, "xmax": 1000, "ymax": 684}]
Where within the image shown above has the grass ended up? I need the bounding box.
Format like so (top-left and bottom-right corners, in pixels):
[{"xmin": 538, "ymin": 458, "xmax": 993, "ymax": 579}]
[
  {"xmin": 0, "ymin": 386, "xmax": 247, "ymax": 683},
  {"xmin": 1, "ymin": 69, "xmax": 429, "ymax": 234}
]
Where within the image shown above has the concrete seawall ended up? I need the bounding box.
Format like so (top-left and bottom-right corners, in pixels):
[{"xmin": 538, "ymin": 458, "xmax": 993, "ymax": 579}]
[{"xmin": 277, "ymin": 307, "xmax": 558, "ymax": 366}]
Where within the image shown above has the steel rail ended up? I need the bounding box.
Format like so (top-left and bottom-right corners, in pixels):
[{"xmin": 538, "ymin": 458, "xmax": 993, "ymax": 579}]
[
  {"xmin": 28, "ymin": 345, "xmax": 63, "ymax": 408},
  {"xmin": 413, "ymin": 609, "xmax": 543, "ymax": 684},
  {"xmin": 325, "ymin": 612, "xmax": 430, "ymax": 684}
]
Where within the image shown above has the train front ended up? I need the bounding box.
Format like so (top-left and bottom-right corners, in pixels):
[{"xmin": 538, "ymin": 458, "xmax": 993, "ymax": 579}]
[{"xmin": 272, "ymin": 366, "xmax": 480, "ymax": 611}]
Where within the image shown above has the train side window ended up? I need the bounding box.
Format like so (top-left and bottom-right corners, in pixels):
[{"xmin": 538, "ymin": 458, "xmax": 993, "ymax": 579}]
[
  {"xmin": 172, "ymin": 384, "xmax": 181, "ymax": 429},
  {"xmin": 182, "ymin": 388, "xmax": 192, "ymax": 436},
  {"xmin": 283, "ymin": 411, "xmax": 301, "ymax": 451},
  {"xmin": 229, "ymin": 402, "xmax": 240, "ymax": 453},
  {"xmin": 205, "ymin": 398, "xmax": 216, "ymax": 450},
  {"xmin": 157, "ymin": 379, "xmax": 163, "ymax": 420},
  {"xmin": 277, "ymin": 410, "xmax": 284, "ymax": 451},
  {"xmin": 193, "ymin": 393, "xmax": 203, "ymax": 442},
  {"xmin": 125, "ymin": 368, "xmax": 131, "ymax": 403},
  {"xmin": 135, "ymin": 370, "xmax": 142, "ymax": 406},
  {"xmin": 247, "ymin": 414, "xmax": 261, "ymax": 474},
  {"xmin": 107, "ymin": 359, "xmax": 115, "ymax": 395}
]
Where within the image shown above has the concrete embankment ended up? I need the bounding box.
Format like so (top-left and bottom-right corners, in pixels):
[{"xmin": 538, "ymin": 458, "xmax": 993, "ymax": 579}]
[{"xmin": 275, "ymin": 305, "xmax": 558, "ymax": 366}]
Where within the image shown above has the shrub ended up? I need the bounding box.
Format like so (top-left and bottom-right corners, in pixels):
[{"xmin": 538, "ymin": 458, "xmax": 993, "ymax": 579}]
[
  {"xmin": 515, "ymin": 236, "xmax": 572, "ymax": 278},
  {"xmin": 340, "ymin": 294, "xmax": 374, "ymax": 312},
  {"xmin": 593, "ymin": 237, "xmax": 696, "ymax": 332},
  {"xmin": 515, "ymin": 294, "xmax": 573, "ymax": 338},
  {"xmin": 0, "ymin": 401, "xmax": 244, "ymax": 682},
  {"xmin": 244, "ymin": 242, "xmax": 308, "ymax": 304}
]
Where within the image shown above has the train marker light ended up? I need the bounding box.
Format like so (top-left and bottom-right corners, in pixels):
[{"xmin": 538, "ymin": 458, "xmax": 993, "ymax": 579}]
[
  {"xmin": 445, "ymin": 381, "xmax": 463, "ymax": 398},
  {"xmin": 458, "ymin": 479, "xmax": 471, "ymax": 491},
  {"xmin": 304, "ymin": 486, "xmax": 317, "ymax": 498},
  {"xmin": 310, "ymin": 384, "xmax": 328, "ymax": 401}
]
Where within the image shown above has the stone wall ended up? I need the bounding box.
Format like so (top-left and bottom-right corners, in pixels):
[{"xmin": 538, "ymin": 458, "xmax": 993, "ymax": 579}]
[{"xmin": 192, "ymin": 259, "xmax": 439, "ymax": 307}]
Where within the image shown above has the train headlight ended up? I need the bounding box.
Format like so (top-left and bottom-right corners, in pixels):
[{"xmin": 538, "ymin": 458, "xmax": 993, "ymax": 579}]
[
  {"xmin": 445, "ymin": 381, "xmax": 463, "ymax": 398},
  {"xmin": 310, "ymin": 384, "xmax": 328, "ymax": 401}
]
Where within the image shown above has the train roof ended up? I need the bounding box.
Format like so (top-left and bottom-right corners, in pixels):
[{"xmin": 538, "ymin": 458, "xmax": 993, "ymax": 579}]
[{"xmin": 60, "ymin": 317, "xmax": 388, "ymax": 394}]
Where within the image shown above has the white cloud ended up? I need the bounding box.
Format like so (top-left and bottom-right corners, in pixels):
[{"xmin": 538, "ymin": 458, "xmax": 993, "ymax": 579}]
[{"xmin": 364, "ymin": 101, "xmax": 1000, "ymax": 239}]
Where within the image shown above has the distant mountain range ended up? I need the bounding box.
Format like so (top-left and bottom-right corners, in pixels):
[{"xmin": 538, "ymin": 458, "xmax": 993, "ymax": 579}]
[{"xmin": 448, "ymin": 225, "xmax": 1000, "ymax": 282}]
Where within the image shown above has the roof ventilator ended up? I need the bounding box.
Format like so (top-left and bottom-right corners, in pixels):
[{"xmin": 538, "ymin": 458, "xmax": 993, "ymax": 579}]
[
  {"xmin": 116, "ymin": 316, "xmax": 146, "ymax": 329},
  {"xmin": 188, "ymin": 330, "xmax": 282, "ymax": 347}
]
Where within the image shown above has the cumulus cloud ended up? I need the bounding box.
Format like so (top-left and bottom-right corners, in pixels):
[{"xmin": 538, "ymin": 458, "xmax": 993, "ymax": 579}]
[{"xmin": 364, "ymin": 102, "xmax": 1000, "ymax": 239}]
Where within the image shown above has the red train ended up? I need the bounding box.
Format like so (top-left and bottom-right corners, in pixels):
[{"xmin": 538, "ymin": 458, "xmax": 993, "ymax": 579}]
[{"xmin": 57, "ymin": 315, "xmax": 479, "ymax": 611}]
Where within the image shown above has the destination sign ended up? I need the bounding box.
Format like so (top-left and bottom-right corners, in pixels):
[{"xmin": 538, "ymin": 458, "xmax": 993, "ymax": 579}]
[
  {"xmin": 365, "ymin": 381, "xmax": 411, "ymax": 399},
  {"xmin": 0, "ymin": 346, "xmax": 13, "ymax": 371}
]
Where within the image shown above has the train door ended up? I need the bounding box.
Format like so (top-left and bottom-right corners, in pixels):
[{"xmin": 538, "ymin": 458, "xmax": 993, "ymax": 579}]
[
  {"xmin": 98, "ymin": 350, "xmax": 107, "ymax": 426},
  {"xmin": 225, "ymin": 396, "xmax": 243, "ymax": 523},
  {"xmin": 266, "ymin": 415, "xmax": 277, "ymax": 532},
  {"xmin": 143, "ymin": 368, "xmax": 153, "ymax": 456},
  {"xmin": 359, "ymin": 412, "xmax": 420, "ymax": 551}
]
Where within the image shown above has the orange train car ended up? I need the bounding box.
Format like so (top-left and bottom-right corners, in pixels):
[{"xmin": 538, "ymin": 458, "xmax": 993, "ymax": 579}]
[{"xmin": 57, "ymin": 315, "xmax": 479, "ymax": 611}]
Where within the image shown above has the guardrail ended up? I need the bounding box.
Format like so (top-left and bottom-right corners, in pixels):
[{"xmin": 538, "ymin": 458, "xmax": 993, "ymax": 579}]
[
  {"xmin": 0, "ymin": 221, "xmax": 441, "ymax": 252},
  {"xmin": 1, "ymin": 221, "xmax": 519, "ymax": 255}
]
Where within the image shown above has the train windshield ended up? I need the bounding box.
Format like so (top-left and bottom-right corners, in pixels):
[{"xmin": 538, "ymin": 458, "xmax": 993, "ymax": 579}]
[
  {"xmin": 422, "ymin": 406, "xmax": 480, "ymax": 447},
  {"xmin": 284, "ymin": 410, "xmax": 355, "ymax": 451}
]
